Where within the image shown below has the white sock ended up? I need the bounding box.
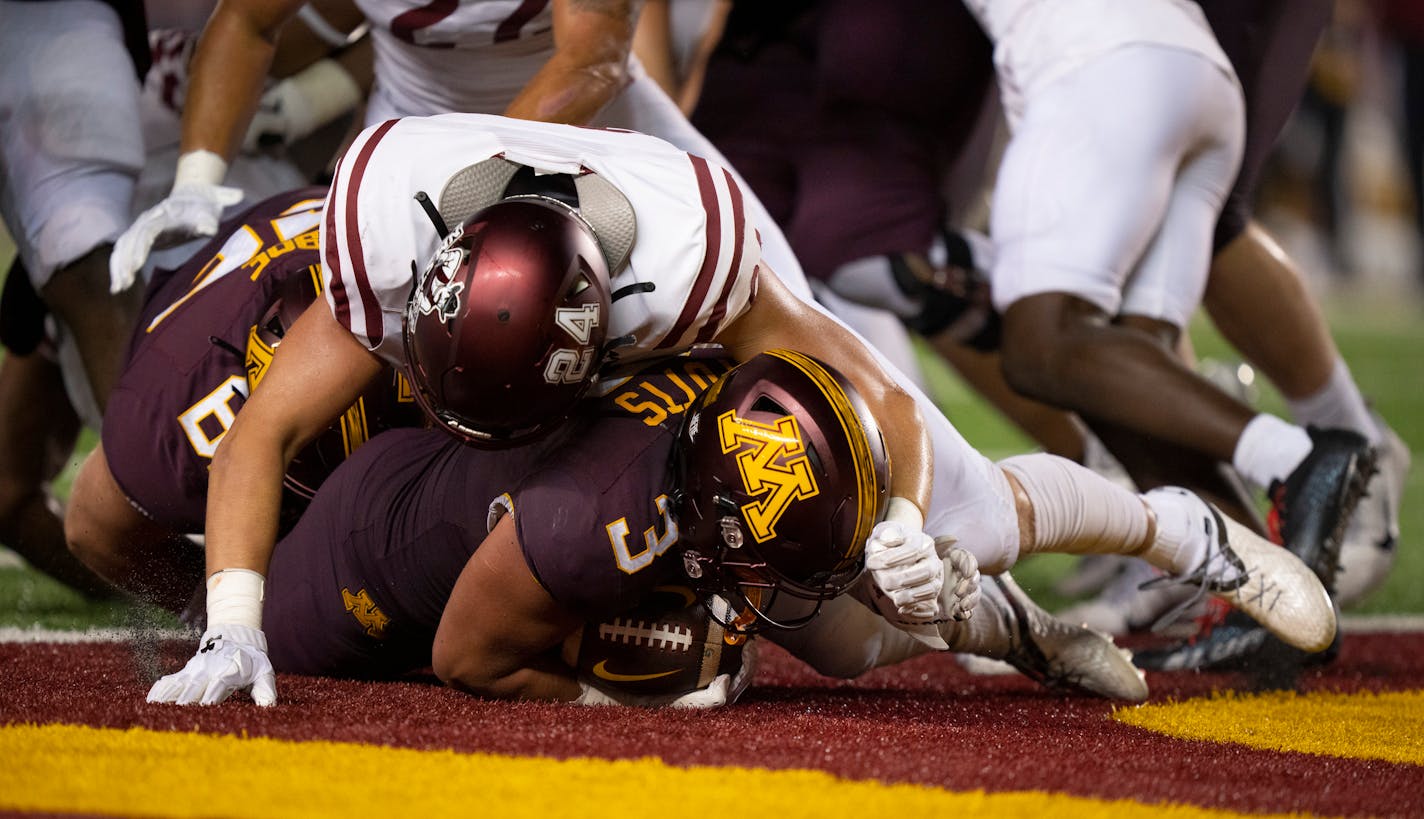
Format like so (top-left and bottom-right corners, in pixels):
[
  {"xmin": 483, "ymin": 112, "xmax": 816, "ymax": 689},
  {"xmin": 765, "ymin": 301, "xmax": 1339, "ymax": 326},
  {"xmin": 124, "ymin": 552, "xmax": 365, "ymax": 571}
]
[
  {"xmin": 1285, "ymin": 359, "xmax": 1382, "ymax": 445},
  {"xmin": 1140, "ymin": 487, "xmax": 1212, "ymax": 576},
  {"xmin": 1232, "ymin": 413, "xmax": 1314, "ymax": 489}
]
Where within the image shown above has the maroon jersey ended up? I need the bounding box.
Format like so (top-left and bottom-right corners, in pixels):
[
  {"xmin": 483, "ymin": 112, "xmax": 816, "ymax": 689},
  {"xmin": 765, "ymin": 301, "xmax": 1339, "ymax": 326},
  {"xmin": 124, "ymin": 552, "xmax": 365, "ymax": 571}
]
[
  {"xmin": 104, "ymin": 187, "xmax": 420, "ymax": 532},
  {"xmin": 263, "ymin": 355, "xmax": 733, "ymax": 678}
]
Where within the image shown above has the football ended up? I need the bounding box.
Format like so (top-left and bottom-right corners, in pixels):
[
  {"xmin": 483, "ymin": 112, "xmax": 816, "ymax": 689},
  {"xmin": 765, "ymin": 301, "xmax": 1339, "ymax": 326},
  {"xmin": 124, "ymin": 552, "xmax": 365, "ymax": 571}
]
[{"xmin": 567, "ymin": 585, "xmax": 751, "ymax": 700}]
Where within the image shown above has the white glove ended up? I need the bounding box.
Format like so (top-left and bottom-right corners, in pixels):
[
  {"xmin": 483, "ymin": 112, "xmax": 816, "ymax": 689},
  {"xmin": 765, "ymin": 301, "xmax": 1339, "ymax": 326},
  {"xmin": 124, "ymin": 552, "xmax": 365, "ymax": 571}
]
[
  {"xmin": 941, "ymin": 546, "xmax": 981, "ymax": 622},
  {"xmin": 146, "ymin": 624, "xmax": 277, "ymax": 706},
  {"xmin": 865, "ymin": 520, "xmax": 943, "ymax": 624},
  {"xmin": 110, "ymin": 150, "xmax": 243, "ymax": 293},
  {"xmin": 244, "ymin": 59, "xmax": 363, "ymax": 152},
  {"xmin": 574, "ymin": 672, "xmax": 739, "ymax": 710}
]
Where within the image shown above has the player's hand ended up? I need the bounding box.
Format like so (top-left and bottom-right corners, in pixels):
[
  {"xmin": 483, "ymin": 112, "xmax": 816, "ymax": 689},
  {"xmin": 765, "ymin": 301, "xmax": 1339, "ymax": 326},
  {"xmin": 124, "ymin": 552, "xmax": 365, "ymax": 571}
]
[
  {"xmin": 575, "ymin": 673, "xmax": 735, "ymax": 710},
  {"xmin": 146, "ymin": 624, "xmax": 277, "ymax": 707},
  {"xmin": 865, "ymin": 519, "xmax": 944, "ymax": 624},
  {"xmin": 110, "ymin": 183, "xmax": 243, "ymax": 292},
  {"xmin": 941, "ymin": 546, "xmax": 981, "ymax": 622},
  {"xmin": 244, "ymin": 59, "xmax": 362, "ymax": 152},
  {"xmin": 109, "ymin": 150, "xmax": 243, "ymax": 293}
]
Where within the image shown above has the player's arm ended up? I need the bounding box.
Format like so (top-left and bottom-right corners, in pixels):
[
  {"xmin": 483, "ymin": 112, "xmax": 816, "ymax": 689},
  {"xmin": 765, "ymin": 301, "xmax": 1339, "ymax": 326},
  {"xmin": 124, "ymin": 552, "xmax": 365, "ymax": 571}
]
[
  {"xmin": 502, "ymin": 0, "xmax": 641, "ymax": 124},
  {"xmin": 431, "ymin": 514, "xmax": 586, "ymax": 702},
  {"xmin": 148, "ymin": 301, "xmax": 382, "ymax": 707},
  {"xmin": 716, "ymin": 268, "xmax": 933, "ymax": 519},
  {"xmin": 183, "ymin": 0, "xmax": 307, "ymax": 161},
  {"xmin": 205, "ymin": 299, "xmax": 382, "ymax": 590}
]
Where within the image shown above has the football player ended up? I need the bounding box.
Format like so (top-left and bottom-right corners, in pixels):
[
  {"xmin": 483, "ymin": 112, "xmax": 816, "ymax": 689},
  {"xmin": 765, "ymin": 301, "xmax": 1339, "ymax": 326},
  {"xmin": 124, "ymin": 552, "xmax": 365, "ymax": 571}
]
[
  {"xmin": 0, "ymin": 0, "xmax": 150, "ymax": 421},
  {"xmin": 107, "ymin": 0, "xmax": 812, "ymax": 315},
  {"xmin": 958, "ymin": 0, "xmax": 1375, "ymax": 620},
  {"xmin": 148, "ymin": 350, "xmax": 1339, "ymax": 708},
  {"xmin": 64, "ymin": 187, "xmax": 420, "ymax": 615}
]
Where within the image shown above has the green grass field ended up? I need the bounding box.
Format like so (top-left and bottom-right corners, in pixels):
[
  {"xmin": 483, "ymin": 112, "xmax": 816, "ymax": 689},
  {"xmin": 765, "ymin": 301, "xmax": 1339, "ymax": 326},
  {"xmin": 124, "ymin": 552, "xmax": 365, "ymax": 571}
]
[{"xmin": 0, "ymin": 228, "xmax": 1420, "ymax": 628}]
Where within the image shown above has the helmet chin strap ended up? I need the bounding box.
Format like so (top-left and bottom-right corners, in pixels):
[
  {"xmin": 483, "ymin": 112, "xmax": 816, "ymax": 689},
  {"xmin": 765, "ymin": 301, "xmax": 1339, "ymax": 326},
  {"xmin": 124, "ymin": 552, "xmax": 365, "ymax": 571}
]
[{"xmin": 413, "ymin": 191, "xmax": 450, "ymax": 239}]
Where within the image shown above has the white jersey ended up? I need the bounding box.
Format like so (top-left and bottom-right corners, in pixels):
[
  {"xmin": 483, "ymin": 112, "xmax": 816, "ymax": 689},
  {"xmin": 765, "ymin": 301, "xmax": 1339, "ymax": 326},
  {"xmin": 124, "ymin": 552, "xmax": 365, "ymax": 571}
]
[
  {"xmin": 322, "ymin": 113, "xmax": 760, "ymax": 366},
  {"xmin": 354, "ymin": 0, "xmax": 557, "ymax": 115},
  {"xmin": 961, "ymin": 0, "xmax": 1233, "ymax": 126}
]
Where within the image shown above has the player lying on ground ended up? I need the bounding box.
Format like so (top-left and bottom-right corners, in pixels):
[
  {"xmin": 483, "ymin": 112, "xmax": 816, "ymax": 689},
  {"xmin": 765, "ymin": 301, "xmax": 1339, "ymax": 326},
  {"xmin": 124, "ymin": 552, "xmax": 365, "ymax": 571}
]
[
  {"xmin": 141, "ymin": 114, "xmax": 946, "ymax": 703},
  {"xmin": 145, "ymin": 351, "xmax": 1338, "ymax": 707},
  {"xmin": 63, "ymin": 189, "xmax": 420, "ymax": 615}
]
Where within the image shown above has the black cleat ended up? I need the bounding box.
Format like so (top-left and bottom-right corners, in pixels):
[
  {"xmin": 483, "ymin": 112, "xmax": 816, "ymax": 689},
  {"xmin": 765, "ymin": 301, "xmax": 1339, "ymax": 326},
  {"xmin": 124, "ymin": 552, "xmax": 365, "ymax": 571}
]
[
  {"xmin": 1266, "ymin": 427, "xmax": 1375, "ymax": 596},
  {"xmin": 1133, "ymin": 604, "xmax": 1342, "ymax": 679}
]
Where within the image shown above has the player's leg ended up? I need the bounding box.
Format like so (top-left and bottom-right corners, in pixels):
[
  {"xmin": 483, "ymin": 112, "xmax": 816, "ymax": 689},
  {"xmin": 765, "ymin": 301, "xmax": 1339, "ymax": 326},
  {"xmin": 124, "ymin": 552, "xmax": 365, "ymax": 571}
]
[
  {"xmin": 64, "ymin": 445, "xmax": 204, "ymax": 614},
  {"xmin": 0, "ymin": 349, "xmax": 113, "ymax": 597},
  {"xmin": 768, "ymin": 569, "xmax": 1148, "ymax": 701},
  {"xmin": 0, "ymin": 0, "xmax": 146, "ymax": 414},
  {"xmin": 999, "ymin": 453, "xmax": 1335, "ymax": 654},
  {"xmin": 995, "ymin": 47, "xmax": 1249, "ymax": 463},
  {"xmin": 1204, "ymin": 223, "xmax": 1409, "ymax": 605}
]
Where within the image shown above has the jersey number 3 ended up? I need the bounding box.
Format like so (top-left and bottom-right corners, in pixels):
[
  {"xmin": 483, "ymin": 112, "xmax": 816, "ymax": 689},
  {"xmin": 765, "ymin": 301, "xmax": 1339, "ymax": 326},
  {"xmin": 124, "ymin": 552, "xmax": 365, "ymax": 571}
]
[{"xmin": 606, "ymin": 494, "xmax": 678, "ymax": 575}]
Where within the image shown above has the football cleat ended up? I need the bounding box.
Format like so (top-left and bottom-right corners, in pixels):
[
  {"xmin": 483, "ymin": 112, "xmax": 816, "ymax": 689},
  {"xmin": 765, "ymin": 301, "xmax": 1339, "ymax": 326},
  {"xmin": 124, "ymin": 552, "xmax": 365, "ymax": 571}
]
[
  {"xmin": 1157, "ymin": 504, "xmax": 1336, "ymax": 654},
  {"xmin": 1131, "ymin": 608, "xmax": 1318, "ymax": 675},
  {"xmin": 1056, "ymin": 558, "xmax": 1201, "ymax": 637},
  {"xmin": 1265, "ymin": 427, "xmax": 1375, "ymax": 595},
  {"xmin": 1335, "ymin": 419, "xmax": 1410, "ymax": 606},
  {"xmin": 989, "ymin": 574, "xmax": 1148, "ymax": 702}
]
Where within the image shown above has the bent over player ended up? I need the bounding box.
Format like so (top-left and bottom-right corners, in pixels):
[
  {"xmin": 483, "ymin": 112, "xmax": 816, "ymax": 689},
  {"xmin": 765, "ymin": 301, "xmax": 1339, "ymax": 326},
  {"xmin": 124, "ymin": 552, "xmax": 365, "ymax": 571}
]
[{"xmin": 64, "ymin": 188, "xmax": 419, "ymax": 615}]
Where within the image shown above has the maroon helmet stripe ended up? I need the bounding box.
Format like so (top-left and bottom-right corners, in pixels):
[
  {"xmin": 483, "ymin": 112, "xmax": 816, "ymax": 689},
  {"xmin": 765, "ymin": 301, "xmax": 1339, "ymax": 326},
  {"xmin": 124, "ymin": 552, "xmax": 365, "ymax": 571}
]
[
  {"xmin": 696, "ymin": 168, "xmax": 748, "ymax": 343},
  {"xmin": 658, "ymin": 155, "xmax": 722, "ymax": 349},
  {"xmin": 494, "ymin": 0, "xmax": 549, "ymax": 42},
  {"xmin": 331, "ymin": 118, "xmax": 399, "ymax": 345}
]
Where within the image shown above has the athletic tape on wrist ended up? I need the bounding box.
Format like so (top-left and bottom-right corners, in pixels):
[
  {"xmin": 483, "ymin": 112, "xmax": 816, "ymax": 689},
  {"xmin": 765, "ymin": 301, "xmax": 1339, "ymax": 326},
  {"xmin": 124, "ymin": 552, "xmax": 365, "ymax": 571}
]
[
  {"xmin": 174, "ymin": 150, "xmax": 228, "ymax": 190},
  {"xmin": 883, "ymin": 497, "xmax": 925, "ymax": 533},
  {"xmin": 285, "ymin": 59, "xmax": 363, "ymax": 137},
  {"xmin": 206, "ymin": 568, "xmax": 265, "ymax": 630}
]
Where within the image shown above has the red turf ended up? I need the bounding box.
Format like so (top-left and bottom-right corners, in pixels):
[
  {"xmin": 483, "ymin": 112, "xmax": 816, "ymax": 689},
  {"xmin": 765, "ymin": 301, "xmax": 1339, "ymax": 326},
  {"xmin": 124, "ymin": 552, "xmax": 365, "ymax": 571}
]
[{"xmin": 3, "ymin": 632, "xmax": 1422, "ymax": 817}]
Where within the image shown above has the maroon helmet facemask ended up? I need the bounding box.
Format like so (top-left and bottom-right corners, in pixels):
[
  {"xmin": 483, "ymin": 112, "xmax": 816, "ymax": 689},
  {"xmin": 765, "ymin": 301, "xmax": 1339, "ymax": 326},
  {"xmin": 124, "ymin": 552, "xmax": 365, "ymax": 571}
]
[{"xmin": 403, "ymin": 197, "xmax": 613, "ymax": 448}]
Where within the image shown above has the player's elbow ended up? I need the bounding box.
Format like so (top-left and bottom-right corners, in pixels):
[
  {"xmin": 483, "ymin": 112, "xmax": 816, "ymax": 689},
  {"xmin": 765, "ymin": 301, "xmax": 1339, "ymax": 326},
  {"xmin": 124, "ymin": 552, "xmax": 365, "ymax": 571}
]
[{"xmin": 432, "ymin": 643, "xmax": 510, "ymax": 699}]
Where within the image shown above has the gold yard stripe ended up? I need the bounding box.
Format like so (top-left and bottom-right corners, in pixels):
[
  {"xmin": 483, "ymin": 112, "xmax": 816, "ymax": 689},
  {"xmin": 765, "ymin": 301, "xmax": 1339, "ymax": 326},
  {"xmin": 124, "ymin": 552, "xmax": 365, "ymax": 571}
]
[
  {"xmin": 2, "ymin": 723, "xmax": 1327, "ymax": 819},
  {"xmin": 1116, "ymin": 689, "xmax": 1424, "ymax": 765}
]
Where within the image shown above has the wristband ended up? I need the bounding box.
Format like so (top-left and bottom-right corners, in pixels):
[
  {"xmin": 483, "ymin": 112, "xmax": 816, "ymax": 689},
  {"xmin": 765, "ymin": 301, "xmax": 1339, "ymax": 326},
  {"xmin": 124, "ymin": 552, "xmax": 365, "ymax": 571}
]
[
  {"xmin": 297, "ymin": 4, "xmax": 370, "ymax": 49},
  {"xmin": 174, "ymin": 150, "xmax": 228, "ymax": 190},
  {"xmin": 206, "ymin": 568, "xmax": 265, "ymax": 630},
  {"xmin": 283, "ymin": 59, "xmax": 363, "ymax": 139},
  {"xmin": 884, "ymin": 496, "xmax": 925, "ymax": 533}
]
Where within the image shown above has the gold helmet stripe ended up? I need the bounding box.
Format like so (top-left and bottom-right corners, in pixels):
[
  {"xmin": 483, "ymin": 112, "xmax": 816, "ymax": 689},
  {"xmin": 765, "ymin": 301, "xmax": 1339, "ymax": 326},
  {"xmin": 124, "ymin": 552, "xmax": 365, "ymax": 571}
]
[{"xmin": 762, "ymin": 349, "xmax": 883, "ymax": 560}]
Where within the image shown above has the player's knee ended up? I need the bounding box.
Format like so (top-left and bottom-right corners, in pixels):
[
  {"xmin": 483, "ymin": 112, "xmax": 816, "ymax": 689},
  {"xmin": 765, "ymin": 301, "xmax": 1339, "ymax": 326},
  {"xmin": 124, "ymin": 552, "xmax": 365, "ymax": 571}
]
[
  {"xmin": 998, "ymin": 327, "xmax": 1066, "ymax": 404},
  {"xmin": 62, "ymin": 496, "xmax": 104, "ymax": 567},
  {"xmin": 0, "ymin": 476, "xmax": 36, "ymax": 538}
]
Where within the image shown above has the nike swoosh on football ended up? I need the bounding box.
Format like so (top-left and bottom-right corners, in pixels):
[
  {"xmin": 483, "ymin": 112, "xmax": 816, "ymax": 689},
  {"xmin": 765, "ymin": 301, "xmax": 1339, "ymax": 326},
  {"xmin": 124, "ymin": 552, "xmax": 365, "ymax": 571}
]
[{"xmin": 591, "ymin": 660, "xmax": 680, "ymax": 683}]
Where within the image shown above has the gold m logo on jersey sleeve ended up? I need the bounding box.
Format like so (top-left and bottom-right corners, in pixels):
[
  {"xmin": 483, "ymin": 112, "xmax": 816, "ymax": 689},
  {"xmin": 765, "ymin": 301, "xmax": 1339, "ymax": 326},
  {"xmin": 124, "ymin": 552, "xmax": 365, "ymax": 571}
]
[
  {"xmin": 341, "ymin": 587, "xmax": 391, "ymax": 638},
  {"xmin": 716, "ymin": 410, "xmax": 819, "ymax": 543}
]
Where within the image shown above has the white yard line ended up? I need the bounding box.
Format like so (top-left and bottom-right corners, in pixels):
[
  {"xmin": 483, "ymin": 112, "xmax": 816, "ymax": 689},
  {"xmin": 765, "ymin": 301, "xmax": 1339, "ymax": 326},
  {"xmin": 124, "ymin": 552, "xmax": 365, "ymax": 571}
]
[
  {"xmin": 0, "ymin": 625, "xmax": 193, "ymax": 643},
  {"xmin": 3, "ymin": 616, "xmax": 1424, "ymax": 644}
]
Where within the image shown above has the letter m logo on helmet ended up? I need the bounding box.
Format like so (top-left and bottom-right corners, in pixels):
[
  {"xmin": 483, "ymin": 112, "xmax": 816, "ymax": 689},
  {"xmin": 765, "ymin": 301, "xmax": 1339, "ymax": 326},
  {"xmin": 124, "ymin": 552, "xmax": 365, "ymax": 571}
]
[{"xmin": 716, "ymin": 410, "xmax": 820, "ymax": 543}]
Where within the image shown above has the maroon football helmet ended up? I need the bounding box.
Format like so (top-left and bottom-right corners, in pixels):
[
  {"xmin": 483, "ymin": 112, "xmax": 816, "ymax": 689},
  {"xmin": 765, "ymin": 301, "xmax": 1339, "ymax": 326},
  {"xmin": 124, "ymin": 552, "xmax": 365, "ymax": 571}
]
[
  {"xmin": 246, "ymin": 271, "xmax": 422, "ymax": 505},
  {"xmin": 403, "ymin": 197, "xmax": 613, "ymax": 448},
  {"xmin": 673, "ymin": 350, "xmax": 890, "ymax": 632}
]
